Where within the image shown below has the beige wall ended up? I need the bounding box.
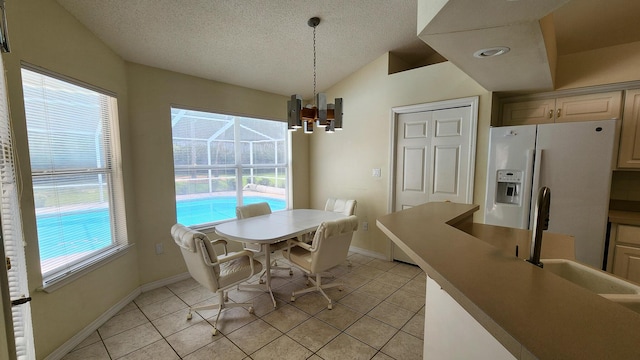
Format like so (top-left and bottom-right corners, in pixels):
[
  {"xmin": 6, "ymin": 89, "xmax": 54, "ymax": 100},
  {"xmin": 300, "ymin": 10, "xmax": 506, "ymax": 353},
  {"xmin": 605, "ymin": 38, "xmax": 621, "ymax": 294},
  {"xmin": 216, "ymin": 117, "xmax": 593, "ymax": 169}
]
[
  {"xmin": 2, "ymin": 0, "xmax": 138, "ymax": 357},
  {"xmin": 312, "ymin": 54, "xmax": 492, "ymax": 257},
  {"xmin": 125, "ymin": 63, "xmax": 308, "ymax": 284},
  {"xmin": 556, "ymin": 41, "xmax": 640, "ymax": 89}
]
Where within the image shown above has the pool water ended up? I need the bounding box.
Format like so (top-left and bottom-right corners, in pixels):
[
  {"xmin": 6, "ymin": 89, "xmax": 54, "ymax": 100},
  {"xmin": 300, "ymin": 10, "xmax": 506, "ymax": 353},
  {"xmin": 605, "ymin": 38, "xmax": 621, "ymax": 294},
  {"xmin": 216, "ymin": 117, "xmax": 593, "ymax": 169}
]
[
  {"xmin": 176, "ymin": 196, "xmax": 285, "ymax": 226},
  {"xmin": 37, "ymin": 196, "xmax": 285, "ymax": 261}
]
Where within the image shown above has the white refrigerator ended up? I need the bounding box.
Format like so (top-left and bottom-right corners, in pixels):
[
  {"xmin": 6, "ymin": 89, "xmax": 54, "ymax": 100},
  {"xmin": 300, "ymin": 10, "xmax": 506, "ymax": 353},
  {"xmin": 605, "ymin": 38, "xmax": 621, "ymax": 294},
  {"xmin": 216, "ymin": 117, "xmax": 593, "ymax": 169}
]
[{"xmin": 484, "ymin": 119, "xmax": 616, "ymax": 269}]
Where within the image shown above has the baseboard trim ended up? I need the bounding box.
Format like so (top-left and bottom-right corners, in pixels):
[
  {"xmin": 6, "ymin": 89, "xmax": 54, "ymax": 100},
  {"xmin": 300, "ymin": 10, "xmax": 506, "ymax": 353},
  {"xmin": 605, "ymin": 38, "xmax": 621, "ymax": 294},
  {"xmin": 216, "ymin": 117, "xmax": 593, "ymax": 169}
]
[
  {"xmin": 349, "ymin": 246, "xmax": 387, "ymax": 260},
  {"xmin": 139, "ymin": 272, "xmax": 191, "ymax": 293},
  {"xmin": 43, "ymin": 288, "xmax": 141, "ymax": 360},
  {"xmin": 45, "ymin": 272, "xmax": 191, "ymax": 360}
]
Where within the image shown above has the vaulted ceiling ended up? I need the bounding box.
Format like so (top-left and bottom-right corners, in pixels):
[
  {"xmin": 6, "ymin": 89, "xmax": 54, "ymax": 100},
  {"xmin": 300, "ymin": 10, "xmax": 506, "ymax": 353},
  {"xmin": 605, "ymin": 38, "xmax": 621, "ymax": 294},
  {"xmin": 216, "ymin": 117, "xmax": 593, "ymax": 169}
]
[{"xmin": 56, "ymin": 0, "xmax": 640, "ymax": 97}]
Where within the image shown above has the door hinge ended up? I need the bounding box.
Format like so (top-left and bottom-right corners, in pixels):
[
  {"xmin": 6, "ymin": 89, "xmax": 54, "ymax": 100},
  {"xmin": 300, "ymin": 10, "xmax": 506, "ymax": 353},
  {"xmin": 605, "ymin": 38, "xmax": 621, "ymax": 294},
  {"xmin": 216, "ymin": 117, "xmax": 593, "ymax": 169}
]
[{"xmin": 5, "ymin": 256, "xmax": 9, "ymax": 270}]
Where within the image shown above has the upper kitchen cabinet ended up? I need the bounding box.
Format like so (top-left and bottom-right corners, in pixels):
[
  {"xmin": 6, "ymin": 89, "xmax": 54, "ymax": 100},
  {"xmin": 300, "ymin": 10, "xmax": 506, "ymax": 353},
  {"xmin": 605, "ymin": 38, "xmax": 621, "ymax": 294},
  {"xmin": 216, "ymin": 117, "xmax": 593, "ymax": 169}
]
[
  {"xmin": 502, "ymin": 91, "xmax": 622, "ymax": 126},
  {"xmin": 502, "ymin": 98, "xmax": 555, "ymax": 125},
  {"xmin": 618, "ymin": 89, "xmax": 640, "ymax": 169}
]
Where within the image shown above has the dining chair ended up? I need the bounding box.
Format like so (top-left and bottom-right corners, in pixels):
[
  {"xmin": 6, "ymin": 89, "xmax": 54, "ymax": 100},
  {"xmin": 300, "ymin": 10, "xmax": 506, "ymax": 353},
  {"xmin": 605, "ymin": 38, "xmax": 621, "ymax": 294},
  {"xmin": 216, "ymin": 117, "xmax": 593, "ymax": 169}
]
[
  {"xmin": 171, "ymin": 223, "xmax": 262, "ymax": 335},
  {"xmin": 324, "ymin": 198, "xmax": 357, "ymax": 216},
  {"xmin": 284, "ymin": 215, "xmax": 359, "ymax": 309},
  {"xmin": 303, "ymin": 198, "xmax": 357, "ymax": 243},
  {"xmin": 307, "ymin": 198, "xmax": 358, "ymax": 267},
  {"xmin": 236, "ymin": 202, "xmax": 293, "ymax": 282}
]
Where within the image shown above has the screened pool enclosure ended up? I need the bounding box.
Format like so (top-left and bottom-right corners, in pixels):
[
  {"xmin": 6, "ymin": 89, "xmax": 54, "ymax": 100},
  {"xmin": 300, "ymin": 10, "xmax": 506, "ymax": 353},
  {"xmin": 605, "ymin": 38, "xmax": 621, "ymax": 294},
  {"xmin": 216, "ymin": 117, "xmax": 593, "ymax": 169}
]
[{"xmin": 171, "ymin": 108, "xmax": 288, "ymax": 227}]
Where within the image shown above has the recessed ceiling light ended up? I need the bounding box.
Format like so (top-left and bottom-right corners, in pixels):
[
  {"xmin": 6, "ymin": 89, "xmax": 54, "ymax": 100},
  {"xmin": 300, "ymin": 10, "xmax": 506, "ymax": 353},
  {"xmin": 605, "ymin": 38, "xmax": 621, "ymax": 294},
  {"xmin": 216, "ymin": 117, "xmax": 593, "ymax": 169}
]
[{"xmin": 473, "ymin": 46, "xmax": 510, "ymax": 58}]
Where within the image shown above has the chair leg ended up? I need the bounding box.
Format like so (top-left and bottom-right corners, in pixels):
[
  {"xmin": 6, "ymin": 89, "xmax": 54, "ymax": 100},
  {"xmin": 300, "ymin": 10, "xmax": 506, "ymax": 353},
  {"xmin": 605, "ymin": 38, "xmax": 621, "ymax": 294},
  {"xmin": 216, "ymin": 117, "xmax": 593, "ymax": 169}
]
[
  {"xmin": 188, "ymin": 290, "xmax": 255, "ymax": 336},
  {"xmin": 291, "ymin": 273, "xmax": 344, "ymax": 310}
]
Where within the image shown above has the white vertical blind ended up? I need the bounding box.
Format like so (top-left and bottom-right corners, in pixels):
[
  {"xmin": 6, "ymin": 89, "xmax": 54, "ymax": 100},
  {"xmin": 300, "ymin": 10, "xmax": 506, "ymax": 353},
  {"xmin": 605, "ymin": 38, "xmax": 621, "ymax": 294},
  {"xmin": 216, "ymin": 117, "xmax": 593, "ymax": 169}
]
[
  {"xmin": 1, "ymin": 57, "xmax": 34, "ymax": 358},
  {"xmin": 21, "ymin": 66, "xmax": 127, "ymax": 285}
]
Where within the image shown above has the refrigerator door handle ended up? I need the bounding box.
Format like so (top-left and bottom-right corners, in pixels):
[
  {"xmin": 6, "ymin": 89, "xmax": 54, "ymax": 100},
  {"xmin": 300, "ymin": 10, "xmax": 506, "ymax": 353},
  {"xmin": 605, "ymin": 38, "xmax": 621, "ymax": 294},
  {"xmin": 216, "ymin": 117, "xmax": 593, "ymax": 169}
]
[
  {"xmin": 522, "ymin": 149, "xmax": 536, "ymax": 228},
  {"xmin": 529, "ymin": 148, "xmax": 544, "ymax": 229}
]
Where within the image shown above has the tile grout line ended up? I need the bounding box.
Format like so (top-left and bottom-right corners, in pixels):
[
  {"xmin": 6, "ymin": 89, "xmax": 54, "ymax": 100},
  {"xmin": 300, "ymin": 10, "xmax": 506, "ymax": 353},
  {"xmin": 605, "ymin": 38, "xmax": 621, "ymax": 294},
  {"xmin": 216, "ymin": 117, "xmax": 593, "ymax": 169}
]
[{"xmin": 63, "ymin": 254, "xmax": 424, "ymax": 360}]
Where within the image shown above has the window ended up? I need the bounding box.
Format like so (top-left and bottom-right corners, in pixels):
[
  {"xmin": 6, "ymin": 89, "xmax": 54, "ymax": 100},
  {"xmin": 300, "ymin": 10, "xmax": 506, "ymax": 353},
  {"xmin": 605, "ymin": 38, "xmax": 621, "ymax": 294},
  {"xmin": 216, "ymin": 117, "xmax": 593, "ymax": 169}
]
[
  {"xmin": 171, "ymin": 108, "xmax": 288, "ymax": 227},
  {"xmin": 21, "ymin": 66, "xmax": 127, "ymax": 287}
]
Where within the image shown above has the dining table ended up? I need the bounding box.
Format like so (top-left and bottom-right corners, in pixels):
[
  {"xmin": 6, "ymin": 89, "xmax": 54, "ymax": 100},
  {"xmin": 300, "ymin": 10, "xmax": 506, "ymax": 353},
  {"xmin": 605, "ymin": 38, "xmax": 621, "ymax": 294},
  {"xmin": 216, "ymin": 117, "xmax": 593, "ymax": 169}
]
[{"xmin": 214, "ymin": 208, "xmax": 348, "ymax": 307}]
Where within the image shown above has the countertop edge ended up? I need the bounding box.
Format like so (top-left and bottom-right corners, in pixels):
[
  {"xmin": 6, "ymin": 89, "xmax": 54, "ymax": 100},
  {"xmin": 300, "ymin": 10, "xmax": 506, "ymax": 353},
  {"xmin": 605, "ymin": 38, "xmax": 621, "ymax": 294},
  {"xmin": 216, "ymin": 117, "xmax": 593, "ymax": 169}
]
[
  {"xmin": 376, "ymin": 204, "xmax": 523, "ymax": 358},
  {"xmin": 377, "ymin": 202, "xmax": 640, "ymax": 360}
]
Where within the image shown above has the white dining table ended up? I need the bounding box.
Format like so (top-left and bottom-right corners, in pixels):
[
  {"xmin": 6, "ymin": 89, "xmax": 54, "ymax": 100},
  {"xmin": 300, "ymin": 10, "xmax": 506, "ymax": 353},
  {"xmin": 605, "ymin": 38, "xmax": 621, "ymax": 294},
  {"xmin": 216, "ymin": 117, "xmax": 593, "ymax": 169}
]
[{"xmin": 214, "ymin": 209, "xmax": 347, "ymax": 307}]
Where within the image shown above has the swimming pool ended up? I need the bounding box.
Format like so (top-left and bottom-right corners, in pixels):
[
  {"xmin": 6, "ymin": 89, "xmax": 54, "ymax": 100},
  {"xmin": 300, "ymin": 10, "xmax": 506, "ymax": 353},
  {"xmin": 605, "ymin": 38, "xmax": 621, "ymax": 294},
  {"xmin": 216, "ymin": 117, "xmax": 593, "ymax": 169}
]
[{"xmin": 36, "ymin": 196, "xmax": 286, "ymax": 261}]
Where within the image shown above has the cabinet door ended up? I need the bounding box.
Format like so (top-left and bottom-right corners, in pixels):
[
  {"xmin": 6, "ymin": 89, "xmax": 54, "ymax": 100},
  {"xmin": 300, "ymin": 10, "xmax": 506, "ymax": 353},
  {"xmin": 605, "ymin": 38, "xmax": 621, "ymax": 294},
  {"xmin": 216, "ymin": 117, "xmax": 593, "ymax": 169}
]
[
  {"xmin": 555, "ymin": 91, "xmax": 622, "ymax": 123},
  {"xmin": 502, "ymin": 99, "xmax": 554, "ymax": 125},
  {"xmin": 618, "ymin": 89, "xmax": 640, "ymax": 168},
  {"xmin": 613, "ymin": 245, "xmax": 640, "ymax": 283},
  {"xmin": 618, "ymin": 224, "xmax": 640, "ymax": 246}
]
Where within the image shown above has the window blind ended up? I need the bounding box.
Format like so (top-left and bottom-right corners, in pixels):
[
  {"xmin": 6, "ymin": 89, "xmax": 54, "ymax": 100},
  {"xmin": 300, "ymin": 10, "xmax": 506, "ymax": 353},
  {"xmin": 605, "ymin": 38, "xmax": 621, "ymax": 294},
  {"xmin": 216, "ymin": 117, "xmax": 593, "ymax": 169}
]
[
  {"xmin": 1, "ymin": 57, "xmax": 34, "ymax": 359},
  {"xmin": 21, "ymin": 66, "xmax": 127, "ymax": 285}
]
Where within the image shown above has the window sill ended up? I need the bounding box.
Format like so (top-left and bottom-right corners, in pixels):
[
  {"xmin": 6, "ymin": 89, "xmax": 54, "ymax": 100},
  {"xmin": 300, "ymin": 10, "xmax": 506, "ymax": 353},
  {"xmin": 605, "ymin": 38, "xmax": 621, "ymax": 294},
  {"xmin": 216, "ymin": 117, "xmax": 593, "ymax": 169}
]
[{"xmin": 38, "ymin": 244, "xmax": 134, "ymax": 293}]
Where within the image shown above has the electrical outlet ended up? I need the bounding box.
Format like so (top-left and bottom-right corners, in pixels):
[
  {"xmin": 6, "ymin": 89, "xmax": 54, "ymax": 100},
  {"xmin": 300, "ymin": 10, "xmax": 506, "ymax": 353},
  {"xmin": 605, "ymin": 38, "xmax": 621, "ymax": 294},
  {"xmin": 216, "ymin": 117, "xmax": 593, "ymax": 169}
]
[
  {"xmin": 155, "ymin": 243, "xmax": 164, "ymax": 254},
  {"xmin": 362, "ymin": 221, "xmax": 368, "ymax": 231}
]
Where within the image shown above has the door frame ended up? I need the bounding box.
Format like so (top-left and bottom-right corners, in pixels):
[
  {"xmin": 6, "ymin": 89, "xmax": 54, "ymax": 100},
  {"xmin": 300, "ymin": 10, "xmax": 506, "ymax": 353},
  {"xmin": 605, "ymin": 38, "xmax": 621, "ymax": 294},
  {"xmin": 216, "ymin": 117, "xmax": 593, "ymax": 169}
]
[{"xmin": 388, "ymin": 96, "xmax": 479, "ymax": 259}]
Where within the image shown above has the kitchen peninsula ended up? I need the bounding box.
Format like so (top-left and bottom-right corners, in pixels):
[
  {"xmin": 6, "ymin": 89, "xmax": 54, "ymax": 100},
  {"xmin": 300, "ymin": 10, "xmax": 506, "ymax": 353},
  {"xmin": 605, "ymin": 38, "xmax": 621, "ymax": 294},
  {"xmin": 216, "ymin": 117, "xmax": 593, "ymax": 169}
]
[{"xmin": 377, "ymin": 202, "xmax": 640, "ymax": 359}]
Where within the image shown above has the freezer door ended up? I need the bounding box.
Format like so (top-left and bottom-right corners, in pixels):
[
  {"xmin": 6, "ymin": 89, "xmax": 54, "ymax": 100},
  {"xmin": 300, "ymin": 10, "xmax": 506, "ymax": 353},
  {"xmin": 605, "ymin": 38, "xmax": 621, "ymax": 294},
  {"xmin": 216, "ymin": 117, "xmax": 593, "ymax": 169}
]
[
  {"xmin": 534, "ymin": 119, "xmax": 616, "ymax": 268},
  {"xmin": 484, "ymin": 125, "xmax": 537, "ymax": 228}
]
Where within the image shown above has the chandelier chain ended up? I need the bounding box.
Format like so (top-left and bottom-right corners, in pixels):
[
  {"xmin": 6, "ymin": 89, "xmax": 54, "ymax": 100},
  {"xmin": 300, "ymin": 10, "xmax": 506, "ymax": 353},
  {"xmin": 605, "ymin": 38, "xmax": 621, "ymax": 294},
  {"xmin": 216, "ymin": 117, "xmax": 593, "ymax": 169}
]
[{"xmin": 313, "ymin": 24, "xmax": 316, "ymax": 106}]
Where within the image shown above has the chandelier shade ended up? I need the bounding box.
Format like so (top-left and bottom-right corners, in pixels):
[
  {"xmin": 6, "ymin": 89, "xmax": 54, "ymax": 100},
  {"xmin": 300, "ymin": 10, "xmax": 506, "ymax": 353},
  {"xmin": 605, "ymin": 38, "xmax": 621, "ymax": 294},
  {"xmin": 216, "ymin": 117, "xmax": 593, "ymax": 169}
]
[{"xmin": 287, "ymin": 17, "xmax": 343, "ymax": 133}]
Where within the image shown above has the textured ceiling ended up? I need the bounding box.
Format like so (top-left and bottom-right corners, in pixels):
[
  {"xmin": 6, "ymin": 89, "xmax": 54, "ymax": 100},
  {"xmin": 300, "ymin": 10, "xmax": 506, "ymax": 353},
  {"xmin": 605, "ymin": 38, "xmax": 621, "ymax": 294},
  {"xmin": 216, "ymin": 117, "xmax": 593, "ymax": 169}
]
[
  {"xmin": 56, "ymin": 0, "xmax": 434, "ymax": 98},
  {"xmin": 55, "ymin": 0, "xmax": 640, "ymax": 97}
]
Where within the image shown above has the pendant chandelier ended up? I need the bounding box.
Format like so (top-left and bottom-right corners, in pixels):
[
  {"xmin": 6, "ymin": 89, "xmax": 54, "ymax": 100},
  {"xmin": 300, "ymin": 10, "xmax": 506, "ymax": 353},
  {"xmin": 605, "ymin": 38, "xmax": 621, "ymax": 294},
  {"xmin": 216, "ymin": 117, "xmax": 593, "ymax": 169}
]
[{"xmin": 288, "ymin": 17, "xmax": 343, "ymax": 133}]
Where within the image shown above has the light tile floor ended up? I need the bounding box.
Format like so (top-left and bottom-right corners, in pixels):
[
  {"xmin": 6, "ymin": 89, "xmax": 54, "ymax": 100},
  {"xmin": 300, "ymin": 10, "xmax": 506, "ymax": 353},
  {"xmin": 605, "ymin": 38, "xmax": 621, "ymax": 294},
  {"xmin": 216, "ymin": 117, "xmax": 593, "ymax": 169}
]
[{"xmin": 61, "ymin": 252, "xmax": 425, "ymax": 360}]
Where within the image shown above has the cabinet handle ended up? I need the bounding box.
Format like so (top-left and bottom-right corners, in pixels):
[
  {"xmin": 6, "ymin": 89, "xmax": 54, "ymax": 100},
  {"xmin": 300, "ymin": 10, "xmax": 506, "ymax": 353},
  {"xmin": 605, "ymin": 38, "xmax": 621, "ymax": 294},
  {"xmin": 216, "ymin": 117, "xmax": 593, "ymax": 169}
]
[
  {"xmin": 557, "ymin": 109, "xmax": 561, "ymax": 118},
  {"xmin": 548, "ymin": 110, "xmax": 553, "ymax": 119}
]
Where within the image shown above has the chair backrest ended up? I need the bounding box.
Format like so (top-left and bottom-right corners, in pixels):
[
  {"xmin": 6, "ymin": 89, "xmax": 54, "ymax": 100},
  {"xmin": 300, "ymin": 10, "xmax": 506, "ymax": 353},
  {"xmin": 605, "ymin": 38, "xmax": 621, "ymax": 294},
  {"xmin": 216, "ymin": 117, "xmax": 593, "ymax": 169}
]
[
  {"xmin": 324, "ymin": 198, "xmax": 357, "ymax": 216},
  {"xmin": 236, "ymin": 202, "xmax": 272, "ymax": 252},
  {"xmin": 171, "ymin": 223, "xmax": 221, "ymax": 292},
  {"xmin": 309, "ymin": 215, "xmax": 358, "ymax": 273},
  {"xmin": 236, "ymin": 202, "xmax": 272, "ymax": 219}
]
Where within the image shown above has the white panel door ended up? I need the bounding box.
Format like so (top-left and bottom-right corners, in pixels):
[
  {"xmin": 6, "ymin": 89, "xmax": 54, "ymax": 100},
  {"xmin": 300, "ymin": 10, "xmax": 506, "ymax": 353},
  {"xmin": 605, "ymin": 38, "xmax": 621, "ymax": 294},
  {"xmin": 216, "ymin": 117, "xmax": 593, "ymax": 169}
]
[
  {"xmin": 393, "ymin": 104, "xmax": 476, "ymax": 263},
  {"xmin": 395, "ymin": 111, "xmax": 432, "ymax": 211},
  {"xmin": 428, "ymin": 106, "xmax": 473, "ymax": 202}
]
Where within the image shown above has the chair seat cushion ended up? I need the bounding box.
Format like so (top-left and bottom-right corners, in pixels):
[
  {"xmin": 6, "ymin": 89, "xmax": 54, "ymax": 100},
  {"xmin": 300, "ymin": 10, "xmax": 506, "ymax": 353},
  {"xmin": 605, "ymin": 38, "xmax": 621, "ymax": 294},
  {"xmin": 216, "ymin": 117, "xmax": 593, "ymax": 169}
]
[
  {"xmin": 270, "ymin": 239, "xmax": 291, "ymax": 251},
  {"xmin": 218, "ymin": 254, "xmax": 263, "ymax": 288},
  {"xmin": 286, "ymin": 246, "xmax": 312, "ymax": 272}
]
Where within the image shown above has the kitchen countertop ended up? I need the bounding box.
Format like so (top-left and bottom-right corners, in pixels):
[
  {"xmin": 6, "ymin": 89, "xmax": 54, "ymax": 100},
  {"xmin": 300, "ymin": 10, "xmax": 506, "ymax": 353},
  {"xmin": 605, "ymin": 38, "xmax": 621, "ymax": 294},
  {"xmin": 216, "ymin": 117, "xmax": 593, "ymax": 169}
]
[
  {"xmin": 377, "ymin": 202, "xmax": 640, "ymax": 359},
  {"xmin": 457, "ymin": 222, "xmax": 576, "ymax": 261}
]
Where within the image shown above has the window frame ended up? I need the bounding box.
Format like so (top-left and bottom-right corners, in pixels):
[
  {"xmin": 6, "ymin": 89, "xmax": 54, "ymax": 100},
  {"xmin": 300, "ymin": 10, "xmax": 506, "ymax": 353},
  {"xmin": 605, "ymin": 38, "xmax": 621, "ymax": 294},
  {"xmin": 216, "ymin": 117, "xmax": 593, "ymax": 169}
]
[{"xmin": 20, "ymin": 64, "xmax": 130, "ymax": 292}]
